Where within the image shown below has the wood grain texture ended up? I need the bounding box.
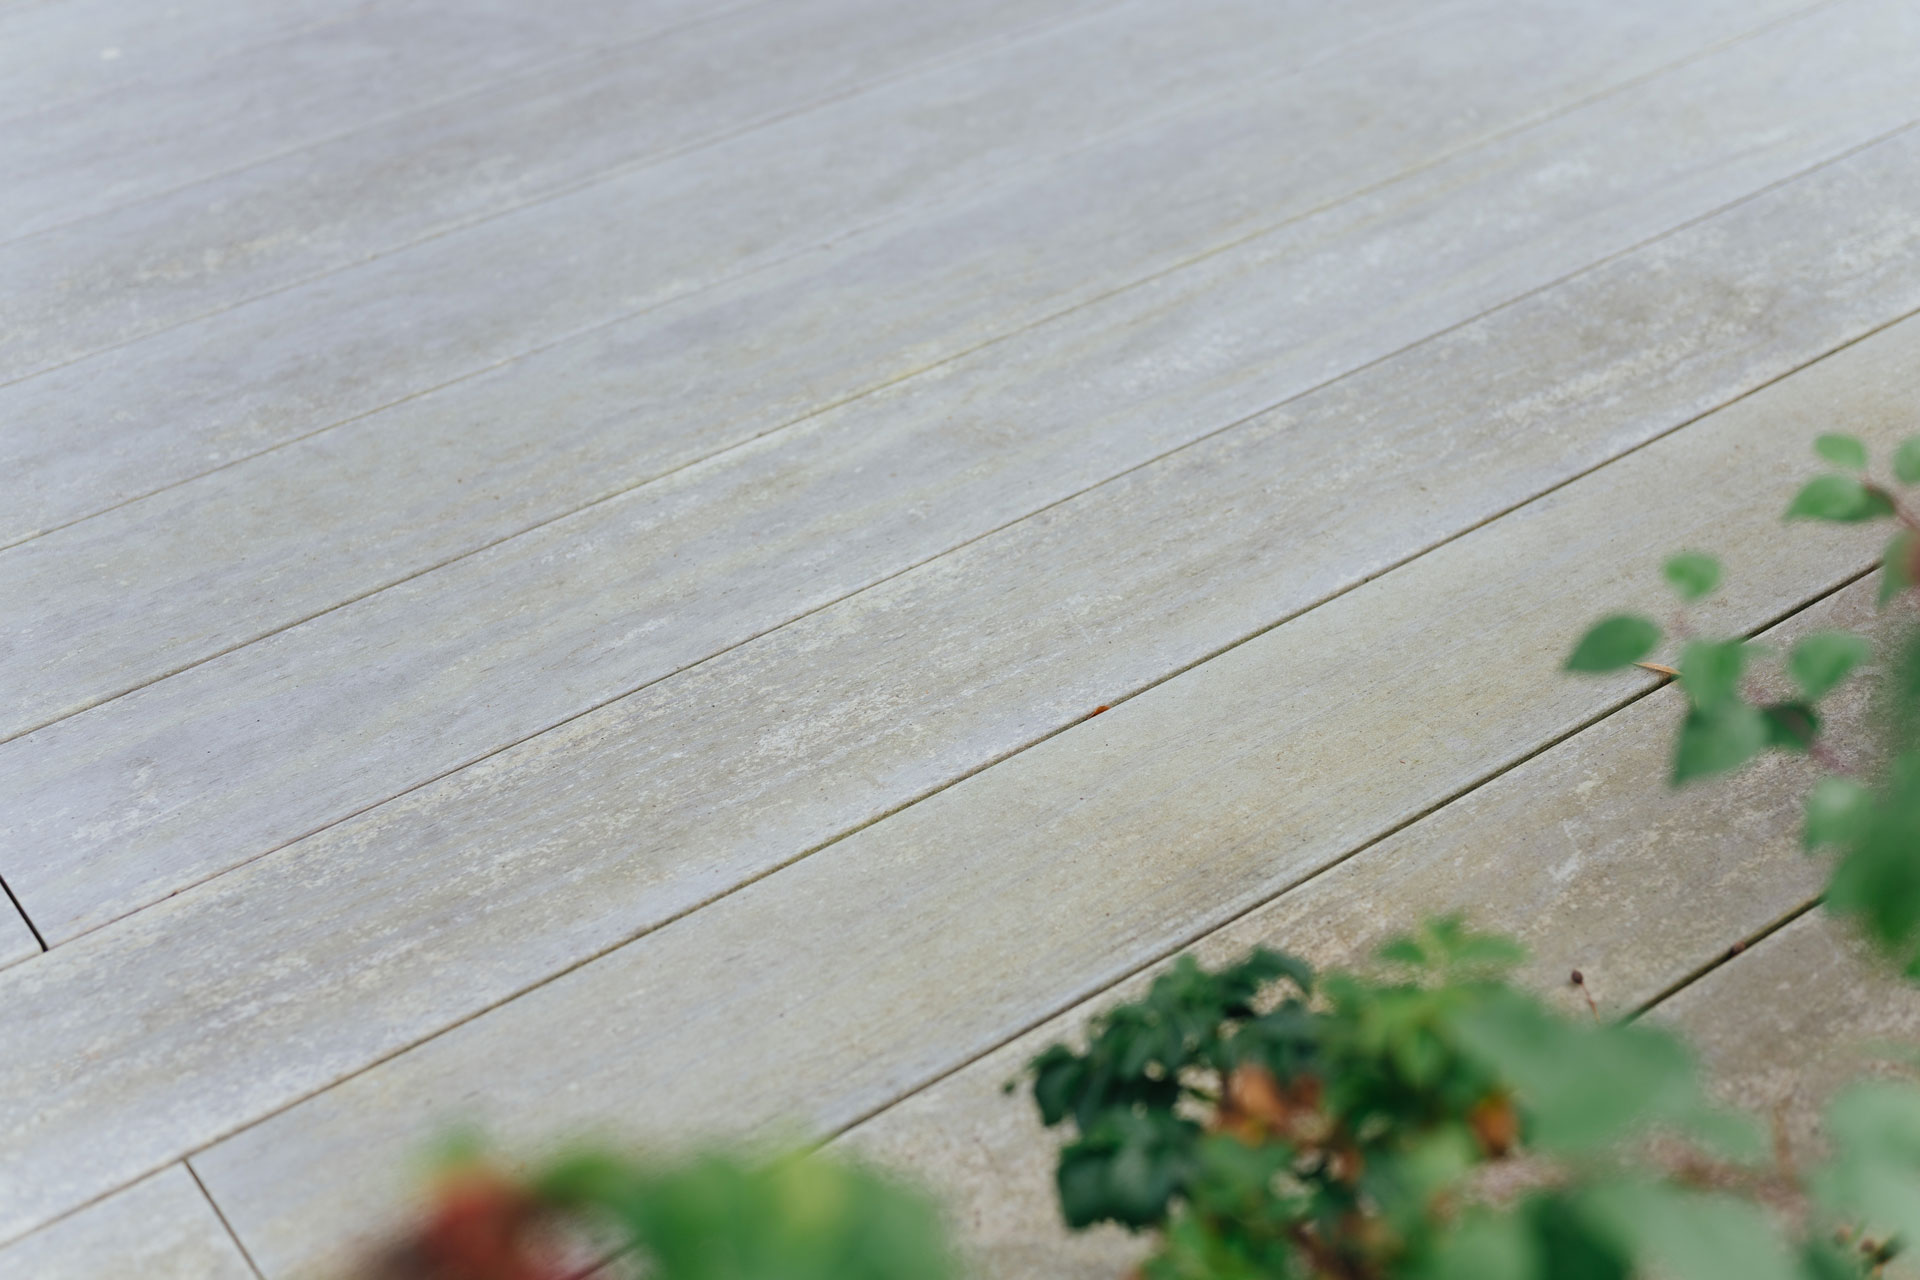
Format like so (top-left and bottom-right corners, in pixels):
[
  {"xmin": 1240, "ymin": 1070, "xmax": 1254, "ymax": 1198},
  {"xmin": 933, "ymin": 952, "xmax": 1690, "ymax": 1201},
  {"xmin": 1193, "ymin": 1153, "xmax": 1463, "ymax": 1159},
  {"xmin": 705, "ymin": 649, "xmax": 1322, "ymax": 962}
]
[
  {"xmin": 164, "ymin": 224, "xmax": 1920, "ymax": 1274},
  {"xmin": 1653, "ymin": 912, "xmax": 1920, "ymax": 1159},
  {"xmin": 836, "ymin": 577, "xmax": 1896, "ymax": 1278},
  {"xmin": 0, "ymin": 896, "xmax": 38, "ymax": 970},
  {"xmin": 0, "ymin": 0, "xmax": 747, "ymax": 239},
  {"xmin": 9, "ymin": 18, "xmax": 1920, "ymax": 943},
  {"xmin": 0, "ymin": 0, "xmax": 371, "ymax": 122},
  {"xmin": 0, "ymin": 0, "xmax": 1817, "ymax": 549},
  {"xmin": 5, "ymin": 2, "xmax": 1913, "ymax": 1260},
  {"xmin": 0, "ymin": 1167, "xmax": 255, "ymax": 1280},
  {"xmin": 0, "ymin": 0, "xmax": 1423, "ymax": 543},
  {"xmin": 0, "ymin": 0, "xmax": 1121, "ymax": 384}
]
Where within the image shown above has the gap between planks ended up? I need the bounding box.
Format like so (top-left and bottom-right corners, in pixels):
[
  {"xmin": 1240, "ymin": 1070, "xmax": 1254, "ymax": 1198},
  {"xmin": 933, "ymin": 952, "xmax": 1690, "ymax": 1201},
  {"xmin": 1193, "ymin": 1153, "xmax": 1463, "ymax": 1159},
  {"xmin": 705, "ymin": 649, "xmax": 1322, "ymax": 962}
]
[
  {"xmin": 179, "ymin": 246, "xmax": 1920, "ymax": 1271},
  {"xmin": 827, "ymin": 573, "xmax": 1903, "ymax": 1278},
  {"xmin": 0, "ymin": 0, "xmax": 774, "ymax": 243},
  {"xmin": 3, "ymin": 50, "xmax": 1920, "ymax": 1166},
  {"xmin": 0, "ymin": 0, "xmax": 1134, "ymax": 389},
  {"xmin": 0, "ymin": 0, "xmax": 1291, "ymax": 398},
  {"xmin": 0, "ymin": 0, "xmax": 1825, "ymax": 548},
  {"xmin": 3, "ymin": 5, "xmax": 1904, "ymax": 1258},
  {"xmin": 3, "ymin": 0, "xmax": 1904, "ymax": 909},
  {"xmin": 11, "ymin": 86, "xmax": 1920, "ymax": 944}
]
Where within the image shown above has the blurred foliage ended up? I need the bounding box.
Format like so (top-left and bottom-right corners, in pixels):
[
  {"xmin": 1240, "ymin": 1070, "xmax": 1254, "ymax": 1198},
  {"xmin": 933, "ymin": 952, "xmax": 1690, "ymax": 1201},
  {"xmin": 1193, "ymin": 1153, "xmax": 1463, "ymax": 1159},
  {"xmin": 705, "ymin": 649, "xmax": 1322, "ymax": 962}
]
[
  {"xmin": 376, "ymin": 431, "xmax": 1920, "ymax": 1280},
  {"xmin": 367, "ymin": 1145, "xmax": 957, "ymax": 1280},
  {"xmin": 1025, "ymin": 920, "xmax": 1916, "ymax": 1280},
  {"xmin": 1567, "ymin": 432, "xmax": 1920, "ymax": 969}
]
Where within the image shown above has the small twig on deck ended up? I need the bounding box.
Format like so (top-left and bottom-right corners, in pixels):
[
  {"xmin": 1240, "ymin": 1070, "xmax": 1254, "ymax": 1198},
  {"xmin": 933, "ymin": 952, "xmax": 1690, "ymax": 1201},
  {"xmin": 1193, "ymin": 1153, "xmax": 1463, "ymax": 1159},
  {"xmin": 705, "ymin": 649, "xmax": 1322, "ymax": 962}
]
[{"xmin": 1569, "ymin": 970, "xmax": 1599, "ymax": 1022}]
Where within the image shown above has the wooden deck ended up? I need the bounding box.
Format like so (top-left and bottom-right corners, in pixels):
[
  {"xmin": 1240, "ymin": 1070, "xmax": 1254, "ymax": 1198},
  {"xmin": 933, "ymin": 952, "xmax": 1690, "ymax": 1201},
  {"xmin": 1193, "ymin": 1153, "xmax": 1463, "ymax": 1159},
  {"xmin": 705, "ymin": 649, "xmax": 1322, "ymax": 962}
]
[{"xmin": 5, "ymin": 0, "xmax": 1920, "ymax": 1273}]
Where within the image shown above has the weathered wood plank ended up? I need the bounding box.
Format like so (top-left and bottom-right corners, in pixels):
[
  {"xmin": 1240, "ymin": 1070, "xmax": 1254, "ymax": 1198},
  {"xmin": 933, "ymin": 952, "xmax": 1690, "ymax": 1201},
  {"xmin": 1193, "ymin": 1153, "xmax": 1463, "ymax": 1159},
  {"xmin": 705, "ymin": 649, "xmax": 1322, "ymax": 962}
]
[
  {"xmin": 1, "ymin": 0, "xmax": 1120, "ymax": 383},
  {"xmin": 0, "ymin": 0, "xmax": 1422, "ymax": 532},
  {"xmin": 187, "ymin": 306, "xmax": 1920, "ymax": 1277},
  {"xmin": 0, "ymin": 160, "xmax": 1890, "ymax": 1266},
  {"xmin": 0, "ymin": 894, "xmax": 38, "ymax": 970},
  {"xmin": 0, "ymin": 0, "xmax": 367, "ymax": 121},
  {"xmin": 0, "ymin": 0, "xmax": 755, "ymax": 239},
  {"xmin": 837, "ymin": 578, "xmax": 1892, "ymax": 1278},
  {"xmin": 0, "ymin": 1166, "xmax": 255, "ymax": 1280},
  {"xmin": 0, "ymin": 0, "xmax": 1817, "ymax": 547},
  {"xmin": 8, "ymin": 8, "xmax": 1920, "ymax": 942},
  {"xmin": 1653, "ymin": 913, "xmax": 1920, "ymax": 1158}
]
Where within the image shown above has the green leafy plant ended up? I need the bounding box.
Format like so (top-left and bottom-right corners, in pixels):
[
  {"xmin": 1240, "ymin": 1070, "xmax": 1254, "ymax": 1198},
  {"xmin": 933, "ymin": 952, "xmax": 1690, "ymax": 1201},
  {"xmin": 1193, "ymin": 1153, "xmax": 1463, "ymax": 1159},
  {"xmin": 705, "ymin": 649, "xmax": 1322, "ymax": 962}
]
[
  {"xmin": 367, "ymin": 1145, "xmax": 958, "ymax": 1280},
  {"xmin": 1025, "ymin": 921, "xmax": 1915, "ymax": 1280},
  {"xmin": 1566, "ymin": 433, "xmax": 1920, "ymax": 970}
]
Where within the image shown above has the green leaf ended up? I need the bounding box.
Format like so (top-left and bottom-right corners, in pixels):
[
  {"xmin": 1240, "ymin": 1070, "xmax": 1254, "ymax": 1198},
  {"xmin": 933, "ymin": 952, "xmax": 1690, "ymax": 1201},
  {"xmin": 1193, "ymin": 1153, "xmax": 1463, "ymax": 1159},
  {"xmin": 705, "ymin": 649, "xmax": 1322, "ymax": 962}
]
[
  {"xmin": 1566, "ymin": 616, "xmax": 1660, "ymax": 673},
  {"xmin": 1413, "ymin": 1208, "xmax": 1538, "ymax": 1280},
  {"xmin": 1056, "ymin": 1111, "xmax": 1199, "ymax": 1229},
  {"xmin": 1814, "ymin": 433, "xmax": 1869, "ymax": 471},
  {"xmin": 1671, "ymin": 703, "xmax": 1766, "ymax": 786},
  {"xmin": 1896, "ymin": 437, "xmax": 1920, "ymax": 485},
  {"xmin": 1579, "ymin": 1181, "xmax": 1798, "ymax": 1280},
  {"xmin": 1678, "ymin": 639, "xmax": 1749, "ymax": 712},
  {"xmin": 1811, "ymin": 1082, "xmax": 1920, "ymax": 1251},
  {"xmin": 1661, "ymin": 552, "xmax": 1722, "ymax": 602},
  {"xmin": 1454, "ymin": 990, "xmax": 1755, "ymax": 1157},
  {"xmin": 1030, "ymin": 1045, "xmax": 1086, "ymax": 1126},
  {"xmin": 1803, "ymin": 778, "xmax": 1872, "ymax": 850},
  {"xmin": 1249, "ymin": 947, "xmax": 1314, "ymax": 997},
  {"xmin": 540, "ymin": 1150, "xmax": 962, "ymax": 1280},
  {"xmin": 1823, "ymin": 771, "xmax": 1920, "ymax": 956},
  {"xmin": 1525, "ymin": 1196, "xmax": 1633, "ymax": 1280},
  {"xmin": 1376, "ymin": 936, "xmax": 1427, "ymax": 966},
  {"xmin": 1785, "ymin": 474, "xmax": 1895, "ymax": 523},
  {"xmin": 1800, "ymin": 1237, "xmax": 1874, "ymax": 1280},
  {"xmin": 1882, "ymin": 530, "xmax": 1917, "ymax": 605},
  {"xmin": 1759, "ymin": 702, "xmax": 1820, "ymax": 753},
  {"xmin": 1788, "ymin": 631, "xmax": 1871, "ymax": 701}
]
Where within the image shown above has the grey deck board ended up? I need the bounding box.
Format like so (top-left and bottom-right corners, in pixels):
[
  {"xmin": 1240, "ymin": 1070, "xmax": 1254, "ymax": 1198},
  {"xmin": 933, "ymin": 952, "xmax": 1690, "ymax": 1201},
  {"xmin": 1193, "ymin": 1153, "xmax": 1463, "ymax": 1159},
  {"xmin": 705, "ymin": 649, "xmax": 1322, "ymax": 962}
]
[
  {"xmin": 0, "ymin": 0, "xmax": 1121, "ymax": 385},
  {"xmin": 0, "ymin": 0, "xmax": 1412, "ymax": 540},
  {"xmin": 187, "ymin": 292, "xmax": 1920, "ymax": 1278},
  {"xmin": 836, "ymin": 577, "xmax": 1887, "ymax": 1277},
  {"xmin": 2, "ymin": 141, "xmax": 1910, "ymax": 1256},
  {"xmin": 9, "ymin": 0, "xmax": 1911, "ymax": 942},
  {"xmin": 0, "ymin": 0, "xmax": 1812, "ymax": 551},
  {"xmin": 0, "ymin": 897, "xmax": 36, "ymax": 969},
  {"xmin": 1653, "ymin": 912, "xmax": 1920, "ymax": 1156},
  {"xmin": 8, "ymin": 0, "xmax": 1916, "ymax": 1269},
  {"xmin": 0, "ymin": 0, "xmax": 373, "ymax": 122},
  {"xmin": 0, "ymin": 0, "xmax": 749, "ymax": 239},
  {"xmin": 0, "ymin": 0, "xmax": 1118, "ymax": 384},
  {"xmin": 8, "ymin": 13, "xmax": 1920, "ymax": 952},
  {"xmin": 6, "ymin": 26, "xmax": 1919, "ymax": 943},
  {"xmin": 0, "ymin": 1167, "xmax": 255, "ymax": 1280},
  {"xmin": 0, "ymin": 0, "xmax": 1876, "ymax": 767}
]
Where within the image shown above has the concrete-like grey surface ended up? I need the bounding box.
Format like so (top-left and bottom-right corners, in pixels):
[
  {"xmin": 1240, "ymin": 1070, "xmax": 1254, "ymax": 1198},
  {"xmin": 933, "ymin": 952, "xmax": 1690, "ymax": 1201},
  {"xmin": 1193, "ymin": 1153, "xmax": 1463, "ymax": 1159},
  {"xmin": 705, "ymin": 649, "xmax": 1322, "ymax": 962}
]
[
  {"xmin": 0, "ymin": 1167, "xmax": 255, "ymax": 1280},
  {"xmin": 5, "ymin": 0, "xmax": 1920, "ymax": 1273}
]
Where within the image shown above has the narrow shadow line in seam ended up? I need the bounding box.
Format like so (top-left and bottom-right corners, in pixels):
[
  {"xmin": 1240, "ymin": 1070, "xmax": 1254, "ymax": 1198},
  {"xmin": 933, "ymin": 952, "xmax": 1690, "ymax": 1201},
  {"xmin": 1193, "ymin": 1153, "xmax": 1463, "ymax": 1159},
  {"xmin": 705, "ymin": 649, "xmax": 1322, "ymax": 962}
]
[
  {"xmin": 1629, "ymin": 897, "xmax": 1826, "ymax": 1020},
  {"xmin": 817, "ymin": 561, "xmax": 1880, "ymax": 1144},
  {"xmin": 0, "ymin": 0, "xmax": 1831, "ymax": 547},
  {"xmin": 0, "ymin": 0, "xmax": 1129, "ymax": 380},
  {"xmin": 184, "ymin": 1160, "xmax": 268, "ymax": 1280},
  {"xmin": 11, "ymin": 88, "xmax": 1914, "ymax": 763},
  {"xmin": 0, "ymin": 874, "xmax": 47, "ymax": 952},
  {"xmin": 0, "ymin": 0, "xmax": 774, "ymax": 248},
  {"xmin": 155, "ymin": 465, "xmax": 1888, "ymax": 1203}
]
